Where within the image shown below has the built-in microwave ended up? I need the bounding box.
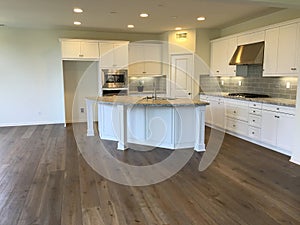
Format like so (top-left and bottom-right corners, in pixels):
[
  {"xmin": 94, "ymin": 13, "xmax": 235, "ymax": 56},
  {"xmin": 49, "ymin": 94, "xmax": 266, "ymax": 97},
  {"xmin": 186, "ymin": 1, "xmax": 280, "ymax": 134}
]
[{"xmin": 102, "ymin": 69, "xmax": 127, "ymax": 88}]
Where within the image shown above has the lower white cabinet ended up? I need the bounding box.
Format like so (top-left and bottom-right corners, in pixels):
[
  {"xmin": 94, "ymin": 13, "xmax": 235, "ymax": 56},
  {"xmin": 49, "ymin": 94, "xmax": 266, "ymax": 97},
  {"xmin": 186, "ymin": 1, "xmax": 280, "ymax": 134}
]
[
  {"xmin": 200, "ymin": 95, "xmax": 296, "ymax": 156},
  {"xmin": 261, "ymin": 108, "xmax": 295, "ymax": 154}
]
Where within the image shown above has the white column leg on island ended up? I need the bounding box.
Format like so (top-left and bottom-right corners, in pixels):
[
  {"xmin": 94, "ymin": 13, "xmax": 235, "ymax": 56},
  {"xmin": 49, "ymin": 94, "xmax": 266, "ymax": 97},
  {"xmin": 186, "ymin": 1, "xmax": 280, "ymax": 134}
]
[
  {"xmin": 115, "ymin": 104, "xmax": 128, "ymax": 151},
  {"xmin": 86, "ymin": 98, "xmax": 95, "ymax": 136},
  {"xmin": 194, "ymin": 106, "xmax": 206, "ymax": 152}
]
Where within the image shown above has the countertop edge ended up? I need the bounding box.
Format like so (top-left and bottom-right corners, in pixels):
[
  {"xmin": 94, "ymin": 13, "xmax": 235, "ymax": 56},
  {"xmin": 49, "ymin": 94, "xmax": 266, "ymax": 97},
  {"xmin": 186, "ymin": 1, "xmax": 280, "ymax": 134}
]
[{"xmin": 199, "ymin": 93, "xmax": 296, "ymax": 107}]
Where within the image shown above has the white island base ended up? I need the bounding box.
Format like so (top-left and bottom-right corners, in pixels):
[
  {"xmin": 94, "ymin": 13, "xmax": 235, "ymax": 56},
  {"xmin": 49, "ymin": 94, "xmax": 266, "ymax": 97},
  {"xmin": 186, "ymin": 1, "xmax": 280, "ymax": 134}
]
[{"xmin": 86, "ymin": 97, "xmax": 207, "ymax": 152}]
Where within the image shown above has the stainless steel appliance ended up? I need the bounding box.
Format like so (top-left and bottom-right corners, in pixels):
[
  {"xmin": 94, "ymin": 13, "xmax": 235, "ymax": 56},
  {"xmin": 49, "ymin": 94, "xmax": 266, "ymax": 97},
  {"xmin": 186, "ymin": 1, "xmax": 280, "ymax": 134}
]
[{"xmin": 101, "ymin": 69, "xmax": 128, "ymax": 96}]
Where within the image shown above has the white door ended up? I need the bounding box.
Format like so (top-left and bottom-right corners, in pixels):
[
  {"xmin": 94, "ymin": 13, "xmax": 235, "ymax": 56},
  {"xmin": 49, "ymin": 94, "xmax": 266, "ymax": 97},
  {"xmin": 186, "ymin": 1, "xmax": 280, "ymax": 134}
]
[{"xmin": 170, "ymin": 54, "xmax": 193, "ymax": 98}]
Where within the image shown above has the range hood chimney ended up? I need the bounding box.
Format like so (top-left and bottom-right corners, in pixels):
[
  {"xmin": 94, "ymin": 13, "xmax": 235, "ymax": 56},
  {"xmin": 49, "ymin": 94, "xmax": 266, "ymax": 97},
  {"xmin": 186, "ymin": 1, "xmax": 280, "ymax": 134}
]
[{"xmin": 229, "ymin": 41, "xmax": 264, "ymax": 65}]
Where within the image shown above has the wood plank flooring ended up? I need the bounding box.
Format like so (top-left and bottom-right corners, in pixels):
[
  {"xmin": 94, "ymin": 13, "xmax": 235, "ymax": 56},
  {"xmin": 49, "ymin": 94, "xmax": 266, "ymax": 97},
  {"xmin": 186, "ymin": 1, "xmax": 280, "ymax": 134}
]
[{"xmin": 0, "ymin": 124, "xmax": 299, "ymax": 225}]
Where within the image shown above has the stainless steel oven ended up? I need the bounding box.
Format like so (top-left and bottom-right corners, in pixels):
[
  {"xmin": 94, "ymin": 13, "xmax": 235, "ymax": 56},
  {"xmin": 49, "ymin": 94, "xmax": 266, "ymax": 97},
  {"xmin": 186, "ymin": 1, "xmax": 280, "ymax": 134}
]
[{"xmin": 101, "ymin": 69, "xmax": 128, "ymax": 96}]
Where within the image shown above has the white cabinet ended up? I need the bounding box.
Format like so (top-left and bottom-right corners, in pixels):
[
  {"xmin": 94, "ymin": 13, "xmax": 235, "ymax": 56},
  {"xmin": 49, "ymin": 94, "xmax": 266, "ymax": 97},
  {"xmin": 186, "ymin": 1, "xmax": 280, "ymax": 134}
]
[
  {"xmin": 99, "ymin": 42, "xmax": 129, "ymax": 68},
  {"xmin": 210, "ymin": 36, "xmax": 237, "ymax": 76},
  {"xmin": 263, "ymin": 23, "xmax": 300, "ymax": 77},
  {"xmin": 129, "ymin": 43, "xmax": 162, "ymax": 75},
  {"xmin": 206, "ymin": 96, "xmax": 226, "ymax": 129},
  {"xmin": 237, "ymin": 31, "xmax": 265, "ymax": 45},
  {"xmin": 61, "ymin": 40, "xmax": 99, "ymax": 60},
  {"xmin": 261, "ymin": 104, "xmax": 295, "ymax": 155}
]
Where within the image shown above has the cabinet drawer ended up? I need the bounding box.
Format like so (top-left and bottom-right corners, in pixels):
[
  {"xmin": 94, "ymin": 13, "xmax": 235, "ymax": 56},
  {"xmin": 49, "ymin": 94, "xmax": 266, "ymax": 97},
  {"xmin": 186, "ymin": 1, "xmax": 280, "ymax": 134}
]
[
  {"xmin": 249, "ymin": 107, "xmax": 262, "ymax": 116},
  {"xmin": 226, "ymin": 118, "xmax": 248, "ymax": 136},
  {"xmin": 249, "ymin": 115, "xmax": 261, "ymax": 127},
  {"xmin": 248, "ymin": 126, "xmax": 261, "ymax": 140},
  {"xmin": 262, "ymin": 104, "xmax": 295, "ymax": 115},
  {"xmin": 249, "ymin": 102, "xmax": 262, "ymax": 109}
]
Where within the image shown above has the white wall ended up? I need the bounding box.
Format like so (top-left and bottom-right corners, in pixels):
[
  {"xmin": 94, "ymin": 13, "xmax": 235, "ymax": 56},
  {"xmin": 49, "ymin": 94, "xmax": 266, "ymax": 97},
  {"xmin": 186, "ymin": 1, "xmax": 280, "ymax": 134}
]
[
  {"xmin": 0, "ymin": 28, "xmax": 65, "ymax": 126},
  {"xmin": 0, "ymin": 27, "xmax": 161, "ymax": 127},
  {"xmin": 291, "ymin": 78, "xmax": 300, "ymax": 165}
]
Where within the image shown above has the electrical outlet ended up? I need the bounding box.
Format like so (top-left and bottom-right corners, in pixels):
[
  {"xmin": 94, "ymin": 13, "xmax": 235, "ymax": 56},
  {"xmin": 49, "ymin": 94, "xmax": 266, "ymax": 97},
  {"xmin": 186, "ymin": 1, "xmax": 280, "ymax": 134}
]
[
  {"xmin": 286, "ymin": 82, "xmax": 291, "ymax": 89},
  {"xmin": 221, "ymin": 80, "xmax": 224, "ymax": 86},
  {"xmin": 80, "ymin": 108, "xmax": 84, "ymax": 113},
  {"xmin": 238, "ymin": 80, "xmax": 242, "ymax": 86}
]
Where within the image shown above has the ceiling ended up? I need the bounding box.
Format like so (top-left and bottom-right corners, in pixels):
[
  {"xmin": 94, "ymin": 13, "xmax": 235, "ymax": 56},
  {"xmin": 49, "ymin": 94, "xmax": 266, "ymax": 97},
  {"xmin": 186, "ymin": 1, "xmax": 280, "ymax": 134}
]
[{"xmin": 0, "ymin": 0, "xmax": 300, "ymax": 33}]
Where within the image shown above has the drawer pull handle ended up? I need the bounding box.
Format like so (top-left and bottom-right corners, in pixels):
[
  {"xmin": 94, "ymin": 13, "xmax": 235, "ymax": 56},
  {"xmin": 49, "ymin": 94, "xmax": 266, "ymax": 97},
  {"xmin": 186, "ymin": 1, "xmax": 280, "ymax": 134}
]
[
  {"xmin": 291, "ymin": 67, "xmax": 297, "ymax": 71},
  {"xmin": 275, "ymin": 115, "xmax": 280, "ymax": 118},
  {"xmin": 79, "ymin": 54, "xmax": 84, "ymax": 57},
  {"xmin": 233, "ymin": 111, "xmax": 236, "ymax": 113},
  {"xmin": 253, "ymin": 104, "xmax": 256, "ymax": 106},
  {"xmin": 253, "ymin": 110, "xmax": 256, "ymax": 113}
]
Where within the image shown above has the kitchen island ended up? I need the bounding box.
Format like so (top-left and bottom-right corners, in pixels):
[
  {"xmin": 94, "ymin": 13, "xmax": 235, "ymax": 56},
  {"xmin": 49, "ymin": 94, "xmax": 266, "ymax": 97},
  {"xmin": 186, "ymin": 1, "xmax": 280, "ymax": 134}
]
[{"xmin": 86, "ymin": 96, "xmax": 209, "ymax": 151}]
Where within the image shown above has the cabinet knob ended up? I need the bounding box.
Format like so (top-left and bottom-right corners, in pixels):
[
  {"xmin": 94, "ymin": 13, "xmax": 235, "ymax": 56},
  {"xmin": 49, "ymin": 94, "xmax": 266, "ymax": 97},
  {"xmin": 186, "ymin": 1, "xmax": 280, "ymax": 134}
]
[
  {"xmin": 188, "ymin": 93, "xmax": 191, "ymax": 95},
  {"xmin": 233, "ymin": 125, "xmax": 236, "ymax": 127},
  {"xmin": 253, "ymin": 120, "xmax": 255, "ymax": 122},
  {"xmin": 143, "ymin": 71, "xmax": 146, "ymax": 74},
  {"xmin": 233, "ymin": 111, "xmax": 236, "ymax": 113},
  {"xmin": 252, "ymin": 132, "xmax": 255, "ymax": 134},
  {"xmin": 216, "ymin": 70, "xmax": 219, "ymax": 73},
  {"xmin": 79, "ymin": 54, "xmax": 84, "ymax": 57},
  {"xmin": 253, "ymin": 110, "xmax": 256, "ymax": 113},
  {"xmin": 277, "ymin": 107, "xmax": 279, "ymax": 110}
]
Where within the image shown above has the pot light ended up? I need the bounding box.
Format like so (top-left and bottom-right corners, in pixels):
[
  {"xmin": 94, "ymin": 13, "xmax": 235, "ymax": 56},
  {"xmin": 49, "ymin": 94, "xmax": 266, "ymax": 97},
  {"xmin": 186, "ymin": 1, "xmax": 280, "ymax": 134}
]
[
  {"xmin": 197, "ymin": 16, "xmax": 206, "ymax": 21},
  {"xmin": 127, "ymin": 24, "xmax": 135, "ymax": 28},
  {"xmin": 140, "ymin": 13, "xmax": 149, "ymax": 18},
  {"xmin": 74, "ymin": 21, "xmax": 81, "ymax": 25},
  {"xmin": 73, "ymin": 8, "xmax": 83, "ymax": 13},
  {"xmin": 175, "ymin": 27, "xmax": 182, "ymax": 31}
]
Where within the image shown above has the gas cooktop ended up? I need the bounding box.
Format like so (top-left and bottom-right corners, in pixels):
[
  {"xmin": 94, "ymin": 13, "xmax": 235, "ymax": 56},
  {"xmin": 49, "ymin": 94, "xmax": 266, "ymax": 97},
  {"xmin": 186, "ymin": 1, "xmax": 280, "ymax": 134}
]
[{"xmin": 227, "ymin": 93, "xmax": 270, "ymax": 98}]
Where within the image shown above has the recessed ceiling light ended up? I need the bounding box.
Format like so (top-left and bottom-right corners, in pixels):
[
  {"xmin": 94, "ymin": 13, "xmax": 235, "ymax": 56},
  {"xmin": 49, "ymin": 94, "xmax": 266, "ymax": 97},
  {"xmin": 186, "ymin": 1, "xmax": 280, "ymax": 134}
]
[
  {"xmin": 140, "ymin": 13, "xmax": 149, "ymax": 18},
  {"xmin": 74, "ymin": 21, "xmax": 81, "ymax": 25},
  {"xmin": 197, "ymin": 16, "xmax": 206, "ymax": 21},
  {"xmin": 175, "ymin": 27, "xmax": 182, "ymax": 31},
  {"xmin": 128, "ymin": 24, "xmax": 135, "ymax": 28},
  {"xmin": 73, "ymin": 8, "xmax": 83, "ymax": 13}
]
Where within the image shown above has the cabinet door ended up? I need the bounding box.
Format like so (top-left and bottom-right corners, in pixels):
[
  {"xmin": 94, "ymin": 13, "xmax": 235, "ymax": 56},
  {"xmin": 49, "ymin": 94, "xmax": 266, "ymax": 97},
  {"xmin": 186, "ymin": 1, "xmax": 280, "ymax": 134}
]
[
  {"xmin": 226, "ymin": 37, "xmax": 237, "ymax": 75},
  {"xmin": 277, "ymin": 23, "xmax": 298, "ymax": 75},
  {"xmin": 80, "ymin": 42, "xmax": 99, "ymax": 59},
  {"xmin": 61, "ymin": 41, "xmax": 81, "ymax": 59},
  {"xmin": 144, "ymin": 44, "xmax": 162, "ymax": 74},
  {"xmin": 100, "ymin": 43, "xmax": 114, "ymax": 67},
  {"xmin": 263, "ymin": 27, "xmax": 279, "ymax": 76},
  {"xmin": 210, "ymin": 39, "xmax": 228, "ymax": 76},
  {"xmin": 211, "ymin": 100, "xmax": 226, "ymax": 129},
  {"xmin": 261, "ymin": 110, "xmax": 277, "ymax": 146},
  {"xmin": 113, "ymin": 44, "xmax": 128, "ymax": 68},
  {"xmin": 277, "ymin": 113, "xmax": 295, "ymax": 152},
  {"xmin": 128, "ymin": 44, "xmax": 145, "ymax": 74}
]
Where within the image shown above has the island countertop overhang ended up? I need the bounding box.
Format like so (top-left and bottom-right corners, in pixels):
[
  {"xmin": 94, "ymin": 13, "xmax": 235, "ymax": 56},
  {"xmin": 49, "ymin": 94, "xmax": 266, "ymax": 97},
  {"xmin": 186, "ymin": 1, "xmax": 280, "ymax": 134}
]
[{"xmin": 86, "ymin": 96, "xmax": 209, "ymax": 107}]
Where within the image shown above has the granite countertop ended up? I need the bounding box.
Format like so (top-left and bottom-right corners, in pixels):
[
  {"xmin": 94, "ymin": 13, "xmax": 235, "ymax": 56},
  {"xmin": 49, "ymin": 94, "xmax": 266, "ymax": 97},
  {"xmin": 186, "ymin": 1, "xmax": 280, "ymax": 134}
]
[
  {"xmin": 86, "ymin": 96, "xmax": 209, "ymax": 106},
  {"xmin": 200, "ymin": 92, "xmax": 296, "ymax": 107}
]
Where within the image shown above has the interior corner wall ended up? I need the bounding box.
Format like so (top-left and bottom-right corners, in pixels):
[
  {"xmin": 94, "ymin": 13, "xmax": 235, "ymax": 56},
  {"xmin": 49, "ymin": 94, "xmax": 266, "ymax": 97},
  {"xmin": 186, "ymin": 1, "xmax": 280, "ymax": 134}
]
[{"xmin": 0, "ymin": 27, "xmax": 161, "ymax": 127}]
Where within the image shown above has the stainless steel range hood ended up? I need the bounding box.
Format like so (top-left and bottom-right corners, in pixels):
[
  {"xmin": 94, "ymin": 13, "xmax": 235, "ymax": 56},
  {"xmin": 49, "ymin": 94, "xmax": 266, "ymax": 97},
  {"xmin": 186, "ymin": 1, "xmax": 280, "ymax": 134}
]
[{"xmin": 229, "ymin": 41, "xmax": 264, "ymax": 65}]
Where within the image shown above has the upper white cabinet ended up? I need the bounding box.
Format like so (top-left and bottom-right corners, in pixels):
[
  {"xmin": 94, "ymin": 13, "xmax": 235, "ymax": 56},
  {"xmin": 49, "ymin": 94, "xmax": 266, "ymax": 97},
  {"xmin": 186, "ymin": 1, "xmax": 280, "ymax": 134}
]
[
  {"xmin": 237, "ymin": 31, "xmax": 265, "ymax": 45},
  {"xmin": 129, "ymin": 43, "xmax": 162, "ymax": 75},
  {"xmin": 263, "ymin": 23, "xmax": 300, "ymax": 77},
  {"xmin": 99, "ymin": 41, "xmax": 129, "ymax": 68},
  {"xmin": 61, "ymin": 40, "xmax": 99, "ymax": 60},
  {"xmin": 210, "ymin": 36, "xmax": 237, "ymax": 76}
]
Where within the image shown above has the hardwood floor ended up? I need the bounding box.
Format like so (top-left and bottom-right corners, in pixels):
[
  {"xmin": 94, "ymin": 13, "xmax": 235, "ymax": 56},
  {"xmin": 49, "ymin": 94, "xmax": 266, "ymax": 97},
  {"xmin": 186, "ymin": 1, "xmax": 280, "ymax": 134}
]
[{"xmin": 0, "ymin": 124, "xmax": 299, "ymax": 225}]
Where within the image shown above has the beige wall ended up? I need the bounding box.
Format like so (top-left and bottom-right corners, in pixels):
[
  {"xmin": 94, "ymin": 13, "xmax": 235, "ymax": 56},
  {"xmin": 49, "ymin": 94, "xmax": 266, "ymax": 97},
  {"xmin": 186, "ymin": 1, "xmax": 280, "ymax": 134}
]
[{"xmin": 168, "ymin": 29, "xmax": 196, "ymax": 54}]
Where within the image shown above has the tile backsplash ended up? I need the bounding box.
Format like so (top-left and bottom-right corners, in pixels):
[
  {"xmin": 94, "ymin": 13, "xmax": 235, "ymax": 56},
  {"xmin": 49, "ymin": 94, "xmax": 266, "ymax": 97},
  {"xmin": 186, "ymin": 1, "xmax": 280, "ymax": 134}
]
[{"xmin": 199, "ymin": 66, "xmax": 298, "ymax": 99}]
